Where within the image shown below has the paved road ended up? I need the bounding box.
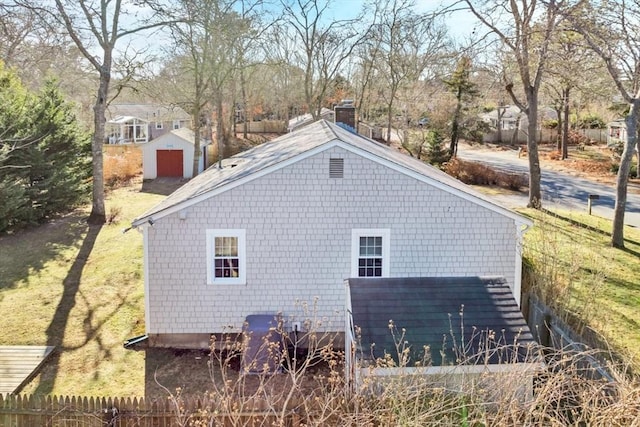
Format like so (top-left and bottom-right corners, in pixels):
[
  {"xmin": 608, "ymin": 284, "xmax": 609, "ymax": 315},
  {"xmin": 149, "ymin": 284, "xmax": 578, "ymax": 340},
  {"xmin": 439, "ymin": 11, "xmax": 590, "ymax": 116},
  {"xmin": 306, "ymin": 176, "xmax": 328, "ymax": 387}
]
[{"xmin": 457, "ymin": 146, "xmax": 640, "ymax": 228}]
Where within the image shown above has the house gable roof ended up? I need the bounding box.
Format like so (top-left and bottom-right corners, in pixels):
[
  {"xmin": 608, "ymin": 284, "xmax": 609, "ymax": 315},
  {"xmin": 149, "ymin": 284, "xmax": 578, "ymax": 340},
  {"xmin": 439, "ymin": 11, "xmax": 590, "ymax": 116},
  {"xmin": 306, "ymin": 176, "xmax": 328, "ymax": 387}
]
[
  {"xmin": 132, "ymin": 120, "xmax": 532, "ymax": 227},
  {"xmin": 348, "ymin": 276, "xmax": 536, "ymax": 367},
  {"xmin": 106, "ymin": 103, "xmax": 191, "ymax": 122}
]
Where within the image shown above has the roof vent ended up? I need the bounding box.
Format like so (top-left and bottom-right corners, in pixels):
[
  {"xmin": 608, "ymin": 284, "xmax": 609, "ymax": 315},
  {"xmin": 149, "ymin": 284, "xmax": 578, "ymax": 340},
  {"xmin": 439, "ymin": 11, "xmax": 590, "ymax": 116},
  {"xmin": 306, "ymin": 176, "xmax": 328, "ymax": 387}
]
[{"xmin": 329, "ymin": 158, "xmax": 344, "ymax": 178}]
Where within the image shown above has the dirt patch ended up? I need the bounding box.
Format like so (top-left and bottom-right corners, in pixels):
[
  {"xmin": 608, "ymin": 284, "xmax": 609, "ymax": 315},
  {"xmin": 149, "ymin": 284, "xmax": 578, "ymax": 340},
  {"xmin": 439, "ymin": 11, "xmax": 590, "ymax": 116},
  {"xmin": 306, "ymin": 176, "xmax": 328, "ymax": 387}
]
[{"xmin": 141, "ymin": 347, "xmax": 336, "ymax": 402}]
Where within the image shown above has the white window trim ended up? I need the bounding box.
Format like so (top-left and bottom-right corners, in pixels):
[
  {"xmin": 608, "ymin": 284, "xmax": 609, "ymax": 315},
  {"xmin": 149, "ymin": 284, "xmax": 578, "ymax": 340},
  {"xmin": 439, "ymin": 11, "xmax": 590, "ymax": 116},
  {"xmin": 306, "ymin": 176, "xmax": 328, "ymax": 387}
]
[
  {"xmin": 206, "ymin": 229, "xmax": 246, "ymax": 285},
  {"xmin": 155, "ymin": 121, "xmax": 163, "ymax": 129},
  {"xmin": 173, "ymin": 120, "xmax": 181, "ymax": 130},
  {"xmin": 351, "ymin": 228, "xmax": 390, "ymax": 278}
]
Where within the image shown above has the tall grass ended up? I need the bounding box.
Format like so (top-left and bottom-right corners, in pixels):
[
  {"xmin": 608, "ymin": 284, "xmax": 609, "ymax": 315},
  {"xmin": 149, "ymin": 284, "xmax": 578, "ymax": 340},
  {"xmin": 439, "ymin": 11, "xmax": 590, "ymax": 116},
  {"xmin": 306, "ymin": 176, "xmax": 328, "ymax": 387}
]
[
  {"xmin": 521, "ymin": 208, "xmax": 640, "ymax": 369},
  {"xmin": 154, "ymin": 319, "xmax": 640, "ymax": 426}
]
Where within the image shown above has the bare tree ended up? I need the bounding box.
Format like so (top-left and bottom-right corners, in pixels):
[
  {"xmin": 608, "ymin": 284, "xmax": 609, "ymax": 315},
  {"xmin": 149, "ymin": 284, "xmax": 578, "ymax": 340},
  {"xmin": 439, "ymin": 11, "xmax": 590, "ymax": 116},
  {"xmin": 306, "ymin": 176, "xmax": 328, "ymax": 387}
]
[
  {"xmin": 262, "ymin": 22, "xmax": 307, "ymax": 124},
  {"xmin": 567, "ymin": 0, "xmax": 640, "ymax": 248},
  {"xmin": 543, "ymin": 24, "xmax": 609, "ymax": 160},
  {"xmin": 281, "ymin": 0, "xmax": 369, "ymax": 120},
  {"xmin": 22, "ymin": 0, "xmax": 167, "ymax": 224},
  {"xmin": 463, "ymin": 0, "xmax": 565, "ymax": 208},
  {"xmin": 164, "ymin": 0, "xmax": 241, "ymax": 177},
  {"xmin": 369, "ymin": 0, "xmax": 449, "ymax": 144}
]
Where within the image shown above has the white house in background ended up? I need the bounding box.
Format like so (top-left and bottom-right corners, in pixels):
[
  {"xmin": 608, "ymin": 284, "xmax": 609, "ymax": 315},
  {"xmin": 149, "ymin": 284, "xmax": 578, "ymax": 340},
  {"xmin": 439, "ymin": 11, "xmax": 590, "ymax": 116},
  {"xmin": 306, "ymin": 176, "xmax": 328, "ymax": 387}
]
[
  {"xmin": 106, "ymin": 104, "xmax": 191, "ymax": 144},
  {"xmin": 141, "ymin": 128, "xmax": 209, "ymax": 179},
  {"xmin": 481, "ymin": 105, "xmax": 558, "ymax": 130},
  {"xmin": 607, "ymin": 119, "xmax": 627, "ymax": 147},
  {"xmin": 131, "ymin": 120, "xmax": 533, "ymax": 350}
]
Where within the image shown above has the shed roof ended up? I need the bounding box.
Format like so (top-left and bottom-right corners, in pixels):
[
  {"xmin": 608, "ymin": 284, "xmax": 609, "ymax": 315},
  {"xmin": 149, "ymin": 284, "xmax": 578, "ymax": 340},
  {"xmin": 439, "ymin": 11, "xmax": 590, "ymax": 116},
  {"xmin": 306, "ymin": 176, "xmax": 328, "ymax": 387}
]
[
  {"xmin": 132, "ymin": 120, "xmax": 532, "ymax": 227},
  {"xmin": 146, "ymin": 127, "xmax": 204, "ymax": 146},
  {"xmin": 348, "ymin": 277, "xmax": 536, "ymax": 367}
]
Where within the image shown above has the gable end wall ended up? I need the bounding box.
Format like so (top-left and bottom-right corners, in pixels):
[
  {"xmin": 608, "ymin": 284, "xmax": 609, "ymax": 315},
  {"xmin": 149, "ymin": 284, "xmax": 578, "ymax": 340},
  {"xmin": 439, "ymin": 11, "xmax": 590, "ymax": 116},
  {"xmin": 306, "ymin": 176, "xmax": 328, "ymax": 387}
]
[{"xmin": 145, "ymin": 147, "xmax": 519, "ymax": 335}]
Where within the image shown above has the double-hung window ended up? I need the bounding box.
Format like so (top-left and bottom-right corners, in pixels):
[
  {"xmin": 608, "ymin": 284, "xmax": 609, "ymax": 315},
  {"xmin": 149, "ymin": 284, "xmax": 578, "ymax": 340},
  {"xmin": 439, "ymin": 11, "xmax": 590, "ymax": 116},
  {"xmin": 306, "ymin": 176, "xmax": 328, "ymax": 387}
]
[
  {"xmin": 206, "ymin": 229, "xmax": 246, "ymax": 285},
  {"xmin": 351, "ymin": 229, "xmax": 390, "ymax": 278}
]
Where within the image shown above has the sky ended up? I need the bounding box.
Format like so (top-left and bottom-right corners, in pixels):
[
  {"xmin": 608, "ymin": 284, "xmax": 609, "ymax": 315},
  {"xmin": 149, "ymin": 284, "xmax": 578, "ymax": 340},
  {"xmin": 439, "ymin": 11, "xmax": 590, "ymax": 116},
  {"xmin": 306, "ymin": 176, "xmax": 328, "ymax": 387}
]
[
  {"xmin": 122, "ymin": 0, "xmax": 483, "ymax": 64},
  {"xmin": 323, "ymin": 0, "xmax": 481, "ymax": 41}
]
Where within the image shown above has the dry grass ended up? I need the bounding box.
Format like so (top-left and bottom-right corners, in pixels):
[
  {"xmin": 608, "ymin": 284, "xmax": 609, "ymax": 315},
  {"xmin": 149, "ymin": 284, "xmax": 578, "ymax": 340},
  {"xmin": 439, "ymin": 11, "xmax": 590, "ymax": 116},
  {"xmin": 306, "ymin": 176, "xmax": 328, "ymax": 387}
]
[
  {"xmin": 0, "ymin": 179, "xmax": 167, "ymax": 397},
  {"xmin": 142, "ymin": 332, "xmax": 640, "ymax": 426},
  {"xmin": 103, "ymin": 144, "xmax": 143, "ymax": 187}
]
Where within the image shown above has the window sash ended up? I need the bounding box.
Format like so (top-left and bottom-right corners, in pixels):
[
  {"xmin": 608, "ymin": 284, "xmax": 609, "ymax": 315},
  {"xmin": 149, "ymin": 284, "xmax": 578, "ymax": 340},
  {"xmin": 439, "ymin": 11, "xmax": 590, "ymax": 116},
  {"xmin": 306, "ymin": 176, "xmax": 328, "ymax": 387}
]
[
  {"xmin": 351, "ymin": 229, "xmax": 390, "ymax": 278},
  {"xmin": 206, "ymin": 229, "xmax": 245, "ymax": 284}
]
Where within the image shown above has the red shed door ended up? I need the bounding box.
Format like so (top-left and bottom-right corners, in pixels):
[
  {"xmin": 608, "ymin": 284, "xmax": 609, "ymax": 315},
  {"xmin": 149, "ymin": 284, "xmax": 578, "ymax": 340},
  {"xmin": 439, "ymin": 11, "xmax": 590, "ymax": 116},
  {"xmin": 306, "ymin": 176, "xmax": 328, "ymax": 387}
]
[{"xmin": 156, "ymin": 150, "xmax": 183, "ymax": 177}]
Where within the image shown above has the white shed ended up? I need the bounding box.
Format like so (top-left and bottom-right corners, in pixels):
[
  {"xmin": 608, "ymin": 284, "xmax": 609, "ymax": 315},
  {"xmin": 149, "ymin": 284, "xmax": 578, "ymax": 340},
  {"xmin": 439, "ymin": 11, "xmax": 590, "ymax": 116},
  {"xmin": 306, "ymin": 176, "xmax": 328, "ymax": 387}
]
[{"xmin": 141, "ymin": 128, "xmax": 208, "ymax": 179}]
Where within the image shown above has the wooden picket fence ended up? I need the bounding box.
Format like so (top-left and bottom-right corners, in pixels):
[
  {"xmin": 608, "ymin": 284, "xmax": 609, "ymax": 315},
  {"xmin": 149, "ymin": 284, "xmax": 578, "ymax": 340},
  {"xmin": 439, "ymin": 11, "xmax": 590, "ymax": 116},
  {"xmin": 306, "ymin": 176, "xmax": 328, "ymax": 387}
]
[{"xmin": 0, "ymin": 394, "xmax": 301, "ymax": 427}]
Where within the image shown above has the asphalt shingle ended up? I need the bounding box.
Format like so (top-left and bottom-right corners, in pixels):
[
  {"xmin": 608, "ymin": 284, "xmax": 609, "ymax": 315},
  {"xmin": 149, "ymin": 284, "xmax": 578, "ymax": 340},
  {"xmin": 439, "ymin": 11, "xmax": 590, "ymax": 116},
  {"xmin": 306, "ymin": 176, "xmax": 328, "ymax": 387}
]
[{"xmin": 349, "ymin": 276, "xmax": 536, "ymax": 367}]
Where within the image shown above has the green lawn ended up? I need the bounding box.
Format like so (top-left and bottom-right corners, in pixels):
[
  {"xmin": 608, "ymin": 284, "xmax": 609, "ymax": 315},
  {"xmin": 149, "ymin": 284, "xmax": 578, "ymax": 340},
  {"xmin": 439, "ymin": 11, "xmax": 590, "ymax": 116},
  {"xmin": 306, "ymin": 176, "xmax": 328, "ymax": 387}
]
[
  {"xmin": 520, "ymin": 208, "xmax": 640, "ymax": 369},
  {"xmin": 1, "ymin": 181, "xmax": 640, "ymax": 396},
  {"xmin": 0, "ymin": 183, "xmax": 164, "ymax": 396}
]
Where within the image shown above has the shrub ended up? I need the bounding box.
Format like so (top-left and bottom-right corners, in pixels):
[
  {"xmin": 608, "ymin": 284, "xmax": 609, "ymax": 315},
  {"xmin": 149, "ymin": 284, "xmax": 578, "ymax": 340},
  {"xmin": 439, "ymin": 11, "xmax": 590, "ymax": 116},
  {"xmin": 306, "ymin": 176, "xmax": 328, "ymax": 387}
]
[
  {"xmin": 444, "ymin": 158, "xmax": 527, "ymax": 190},
  {"xmin": 573, "ymin": 113, "xmax": 606, "ymax": 129},
  {"xmin": 103, "ymin": 145, "xmax": 142, "ymax": 188},
  {"xmin": 610, "ymin": 161, "xmax": 638, "ymax": 178}
]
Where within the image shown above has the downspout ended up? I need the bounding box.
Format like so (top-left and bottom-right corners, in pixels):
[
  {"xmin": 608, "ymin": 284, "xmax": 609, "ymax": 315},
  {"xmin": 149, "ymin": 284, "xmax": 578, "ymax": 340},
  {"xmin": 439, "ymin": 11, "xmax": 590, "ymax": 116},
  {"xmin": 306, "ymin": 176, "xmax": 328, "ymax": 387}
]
[
  {"xmin": 514, "ymin": 222, "xmax": 532, "ymax": 307},
  {"xmin": 344, "ymin": 279, "xmax": 355, "ymax": 396},
  {"xmin": 139, "ymin": 223, "xmax": 152, "ymax": 336}
]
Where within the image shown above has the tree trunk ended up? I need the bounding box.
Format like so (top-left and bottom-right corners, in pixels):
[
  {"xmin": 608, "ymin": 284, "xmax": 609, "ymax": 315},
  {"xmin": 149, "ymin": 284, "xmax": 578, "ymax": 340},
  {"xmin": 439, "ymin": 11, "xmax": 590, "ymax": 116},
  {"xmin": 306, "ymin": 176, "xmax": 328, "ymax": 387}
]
[
  {"xmin": 216, "ymin": 93, "xmax": 226, "ymax": 161},
  {"xmin": 510, "ymin": 114, "xmax": 520, "ymax": 146},
  {"xmin": 386, "ymin": 101, "xmax": 394, "ymax": 144},
  {"xmin": 241, "ymin": 68, "xmax": 248, "ymax": 139},
  {"xmin": 526, "ymin": 93, "xmax": 542, "ymax": 208},
  {"xmin": 554, "ymin": 106, "xmax": 562, "ymax": 151},
  {"xmin": 88, "ymin": 69, "xmax": 109, "ymax": 225},
  {"xmin": 192, "ymin": 104, "xmax": 202, "ymax": 178},
  {"xmin": 497, "ymin": 106, "xmax": 504, "ymax": 143},
  {"xmin": 449, "ymin": 88, "xmax": 462, "ymax": 158},
  {"xmin": 562, "ymin": 87, "xmax": 570, "ymax": 160},
  {"xmin": 611, "ymin": 99, "xmax": 640, "ymax": 247}
]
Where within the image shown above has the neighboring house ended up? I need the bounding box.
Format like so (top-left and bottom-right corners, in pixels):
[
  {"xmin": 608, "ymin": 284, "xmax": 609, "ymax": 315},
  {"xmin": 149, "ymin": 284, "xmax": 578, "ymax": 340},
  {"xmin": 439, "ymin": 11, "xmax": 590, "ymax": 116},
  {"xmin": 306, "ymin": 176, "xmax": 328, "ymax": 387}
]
[
  {"xmin": 141, "ymin": 128, "xmax": 209, "ymax": 179},
  {"xmin": 481, "ymin": 105, "xmax": 557, "ymax": 130},
  {"xmin": 607, "ymin": 119, "xmax": 627, "ymax": 148},
  {"xmin": 481, "ymin": 105, "xmax": 558, "ymax": 144},
  {"xmin": 481, "ymin": 105, "xmax": 524, "ymax": 131},
  {"xmin": 131, "ymin": 120, "xmax": 533, "ymax": 352},
  {"xmin": 106, "ymin": 104, "xmax": 191, "ymax": 144}
]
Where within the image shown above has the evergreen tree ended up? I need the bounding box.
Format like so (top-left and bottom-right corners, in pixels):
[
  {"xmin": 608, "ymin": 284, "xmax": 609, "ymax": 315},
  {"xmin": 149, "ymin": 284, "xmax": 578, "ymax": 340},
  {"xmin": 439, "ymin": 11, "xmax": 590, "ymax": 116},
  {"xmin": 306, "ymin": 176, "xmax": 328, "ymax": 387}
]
[
  {"xmin": 425, "ymin": 129, "xmax": 449, "ymax": 167},
  {"xmin": 443, "ymin": 55, "xmax": 478, "ymax": 158},
  {"xmin": 0, "ymin": 63, "xmax": 33, "ymax": 231},
  {"xmin": 29, "ymin": 80, "xmax": 91, "ymax": 220},
  {"xmin": 0, "ymin": 64, "xmax": 90, "ymax": 233}
]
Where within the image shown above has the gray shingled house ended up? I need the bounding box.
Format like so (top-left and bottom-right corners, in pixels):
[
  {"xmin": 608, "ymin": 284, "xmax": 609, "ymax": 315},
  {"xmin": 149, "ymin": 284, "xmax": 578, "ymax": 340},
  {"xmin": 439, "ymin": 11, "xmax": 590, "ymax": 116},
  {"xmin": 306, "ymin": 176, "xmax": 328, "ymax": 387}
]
[{"xmin": 132, "ymin": 120, "xmax": 534, "ymax": 355}]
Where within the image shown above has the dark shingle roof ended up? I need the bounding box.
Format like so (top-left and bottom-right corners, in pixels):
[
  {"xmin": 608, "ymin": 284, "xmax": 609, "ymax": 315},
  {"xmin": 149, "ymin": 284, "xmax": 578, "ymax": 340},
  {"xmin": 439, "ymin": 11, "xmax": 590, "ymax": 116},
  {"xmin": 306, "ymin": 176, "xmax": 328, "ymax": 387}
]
[{"xmin": 349, "ymin": 277, "xmax": 536, "ymax": 367}]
